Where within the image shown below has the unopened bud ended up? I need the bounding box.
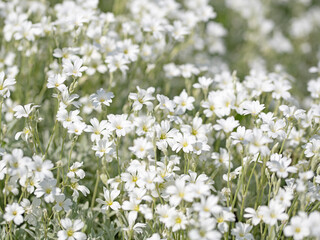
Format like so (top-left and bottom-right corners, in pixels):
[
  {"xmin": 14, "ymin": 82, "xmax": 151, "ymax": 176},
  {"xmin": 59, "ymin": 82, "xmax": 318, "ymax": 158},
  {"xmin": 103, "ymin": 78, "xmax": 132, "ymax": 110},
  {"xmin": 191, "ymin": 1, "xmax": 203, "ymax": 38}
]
[{"xmin": 100, "ymin": 174, "xmax": 108, "ymax": 185}]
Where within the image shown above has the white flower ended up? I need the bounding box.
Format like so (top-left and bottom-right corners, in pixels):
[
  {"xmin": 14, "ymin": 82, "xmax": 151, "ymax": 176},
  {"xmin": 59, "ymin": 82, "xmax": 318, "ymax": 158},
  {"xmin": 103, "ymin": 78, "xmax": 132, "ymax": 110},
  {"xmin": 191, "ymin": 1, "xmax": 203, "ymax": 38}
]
[
  {"xmin": 231, "ymin": 222, "xmax": 254, "ymax": 240},
  {"xmin": 117, "ymin": 39, "xmax": 139, "ymax": 62},
  {"xmin": 156, "ymin": 94, "xmax": 175, "ymax": 112},
  {"xmin": 168, "ymin": 210, "xmax": 188, "ymax": 232},
  {"xmin": 168, "ymin": 21, "xmax": 190, "ymax": 41},
  {"xmin": 211, "ymin": 148, "xmax": 232, "ymax": 168},
  {"xmin": 96, "ymin": 187, "xmax": 121, "ymax": 212},
  {"xmin": 201, "ymin": 92, "xmax": 217, "ymax": 117},
  {"xmin": 70, "ymin": 179, "xmax": 90, "ymax": 201},
  {"xmin": 108, "ymin": 114, "xmax": 131, "ymax": 137},
  {"xmin": 241, "ymin": 100, "xmax": 265, "ymax": 116},
  {"xmin": 247, "ymin": 128, "xmax": 272, "ymax": 156},
  {"xmin": 156, "ymin": 204, "xmax": 173, "ymax": 225},
  {"xmin": 129, "ymin": 137, "xmax": 153, "ymax": 159},
  {"xmin": 271, "ymin": 76, "xmax": 291, "ymax": 100},
  {"xmin": 304, "ymin": 139, "xmax": 320, "ymax": 158},
  {"xmin": 267, "ymin": 153, "xmax": 297, "ymax": 178},
  {"xmin": 155, "ymin": 120, "xmax": 178, "ymax": 150},
  {"xmin": 0, "ymin": 71, "xmax": 16, "ymax": 98},
  {"xmin": 20, "ymin": 198, "xmax": 41, "ymax": 226},
  {"xmin": 193, "ymin": 76, "xmax": 213, "ymax": 90},
  {"xmin": 105, "ymin": 53, "xmax": 129, "ymax": 73},
  {"xmin": 57, "ymin": 108, "xmax": 82, "ymax": 129},
  {"xmin": 129, "ymin": 86, "xmax": 155, "ymax": 111},
  {"xmin": 171, "ymin": 133, "xmax": 196, "ymax": 153},
  {"xmin": 189, "ymin": 218, "xmax": 221, "ymax": 240},
  {"xmin": 58, "ymin": 218, "xmax": 86, "ymax": 240},
  {"xmin": 58, "ymin": 88, "xmax": 80, "ymax": 108},
  {"xmin": 174, "ymin": 90, "xmax": 195, "ymax": 114},
  {"xmin": 231, "ymin": 126, "xmax": 252, "ymax": 145},
  {"xmin": 179, "ymin": 64, "xmax": 200, "ymax": 79},
  {"xmin": 309, "ymin": 62, "xmax": 320, "ymax": 74},
  {"xmin": 260, "ymin": 200, "xmax": 288, "ymax": 226},
  {"xmin": 31, "ymin": 155, "xmax": 54, "ymax": 181},
  {"xmin": 261, "ymin": 119, "xmax": 286, "ymax": 139},
  {"xmin": 4, "ymin": 203, "xmax": 24, "ymax": 225},
  {"xmin": 54, "ymin": 194, "xmax": 72, "ymax": 212},
  {"xmin": 35, "ymin": 179, "xmax": 60, "ymax": 203},
  {"xmin": 53, "ymin": 47, "xmax": 75, "ymax": 59},
  {"xmin": 308, "ymin": 211, "xmax": 320, "ymax": 237},
  {"xmin": 67, "ymin": 121, "xmax": 87, "ymax": 135},
  {"xmin": 308, "ymin": 77, "xmax": 320, "ymax": 98},
  {"xmin": 3, "ymin": 148, "xmax": 29, "ymax": 176},
  {"xmin": 279, "ymin": 105, "xmax": 305, "ymax": 120},
  {"xmin": 146, "ymin": 233, "xmax": 163, "ymax": 240},
  {"xmin": 13, "ymin": 103, "xmax": 39, "ymax": 119},
  {"xmin": 275, "ymin": 188, "xmax": 293, "ymax": 208},
  {"xmin": 142, "ymin": 18, "xmax": 165, "ymax": 40},
  {"xmin": 0, "ymin": 159, "xmax": 6, "ymax": 180},
  {"xmin": 244, "ymin": 207, "xmax": 263, "ymax": 226},
  {"xmin": 92, "ymin": 139, "xmax": 114, "ymax": 158},
  {"xmin": 63, "ymin": 57, "xmax": 87, "ymax": 77},
  {"xmin": 121, "ymin": 170, "xmax": 143, "ymax": 191},
  {"xmin": 84, "ymin": 118, "xmax": 110, "ymax": 142},
  {"xmin": 213, "ymin": 116, "xmax": 239, "ymax": 133},
  {"xmin": 163, "ymin": 63, "xmax": 180, "ymax": 78},
  {"xmin": 47, "ymin": 74, "xmax": 67, "ymax": 91},
  {"xmin": 67, "ymin": 162, "xmax": 85, "ymax": 179},
  {"xmin": 166, "ymin": 178, "xmax": 194, "ymax": 206},
  {"xmin": 123, "ymin": 211, "xmax": 146, "ymax": 235},
  {"xmin": 284, "ymin": 212, "xmax": 309, "ymax": 240},
  {"xmin": 213, "ymin": 209, "xmax": 235, "ymax": 233},
  {"xmin": 134, "ymin": 115, "xmax": 155, "ymax": 137},
  {"xmin": 89, "ymin": 88, "xmax": 114, "ymax": 108},
  {"xmin": 181, "ymin": 116, "xmax": 208, "ymax": 142},
  {"xmin": 193, "ymin": 196, "xmax": 222, "ymax": 218}
]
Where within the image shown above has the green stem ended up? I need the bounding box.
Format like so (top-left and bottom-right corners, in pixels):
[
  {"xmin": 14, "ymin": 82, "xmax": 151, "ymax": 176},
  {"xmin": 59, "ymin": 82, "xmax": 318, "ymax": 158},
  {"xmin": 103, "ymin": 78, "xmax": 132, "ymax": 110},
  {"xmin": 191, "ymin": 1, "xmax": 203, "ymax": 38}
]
[
  {"xmin": 91, "ymin": 168, "xmax": 100, "ymax": 209},
  {"xmin": 44, "ymin": 120, "xmax": 58, "ymax": 158}
]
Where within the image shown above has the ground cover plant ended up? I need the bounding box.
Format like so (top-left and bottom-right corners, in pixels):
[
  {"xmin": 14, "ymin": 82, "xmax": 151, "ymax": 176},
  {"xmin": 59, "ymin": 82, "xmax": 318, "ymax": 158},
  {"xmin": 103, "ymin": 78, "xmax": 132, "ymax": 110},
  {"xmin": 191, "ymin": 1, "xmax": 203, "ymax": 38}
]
[{"xmin": 1, "ymin": 0, "xmax": 320, "ymax": 239}]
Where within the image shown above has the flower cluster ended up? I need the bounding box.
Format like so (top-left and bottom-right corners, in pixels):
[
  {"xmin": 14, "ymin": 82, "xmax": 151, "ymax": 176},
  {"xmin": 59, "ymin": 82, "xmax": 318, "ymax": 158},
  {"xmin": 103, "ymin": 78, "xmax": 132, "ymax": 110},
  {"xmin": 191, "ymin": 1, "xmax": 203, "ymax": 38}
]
[{"xmin": 0, "ymin": 0, "xmax": 320, "ymax": 239}]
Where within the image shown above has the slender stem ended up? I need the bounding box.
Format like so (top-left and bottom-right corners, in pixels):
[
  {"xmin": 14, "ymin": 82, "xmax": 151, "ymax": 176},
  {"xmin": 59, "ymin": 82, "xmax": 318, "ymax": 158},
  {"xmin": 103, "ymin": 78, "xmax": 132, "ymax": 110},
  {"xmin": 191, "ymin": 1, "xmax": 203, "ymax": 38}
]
[
  {"xmin": 44, "ymin": 120, "xmax": 58, "ymax": 158},
  {"xmin": 91, "ymin": 168, "xmax": 100, "ymax": 209},
  {"xmin": 116, "ymin": 137, "xmax": 121, "ymax": 175}
]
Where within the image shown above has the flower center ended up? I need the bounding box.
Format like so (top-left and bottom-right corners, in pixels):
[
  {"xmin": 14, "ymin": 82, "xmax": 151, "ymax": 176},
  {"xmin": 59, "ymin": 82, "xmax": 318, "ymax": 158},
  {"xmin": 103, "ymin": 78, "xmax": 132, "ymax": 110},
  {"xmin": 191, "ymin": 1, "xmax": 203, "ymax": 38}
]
[
  {"xmin": 191, "ymin": 129, "xmax": 198, "ymax": 135},
  {"xmin": 67, "ymin": 229, "xmax": 74, "ymax": 237},
  {"xmin": 46, "ymin": 188, "xmax": 52, "ymax": 194},
  {"xmin": 217, "ymin": 217, "xmax": 224, "ymax": 223},
  {"xmin": 175, "ymin": 217, "xmax": 182, "ymax": 224},
  {"xmin": 160, "ymin": 133, "xmax": 166, "ymax": 140}
]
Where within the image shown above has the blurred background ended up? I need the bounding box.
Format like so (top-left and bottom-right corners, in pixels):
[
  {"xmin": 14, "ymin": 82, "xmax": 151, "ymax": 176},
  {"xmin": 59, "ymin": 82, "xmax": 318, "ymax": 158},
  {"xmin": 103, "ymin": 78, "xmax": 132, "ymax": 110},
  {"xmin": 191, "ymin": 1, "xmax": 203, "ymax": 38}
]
[{"xmin": 94, "ymin": 0, "xmax": 320, "ymax": 98}]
